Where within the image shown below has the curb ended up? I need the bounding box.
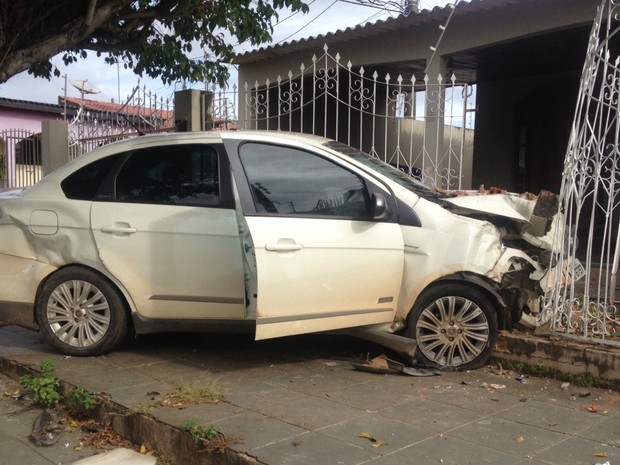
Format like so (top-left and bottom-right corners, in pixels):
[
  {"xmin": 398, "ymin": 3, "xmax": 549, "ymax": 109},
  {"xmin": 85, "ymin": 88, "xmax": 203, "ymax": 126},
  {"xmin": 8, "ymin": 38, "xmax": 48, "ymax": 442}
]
[
  {"xmin": 491, "ymin": 331, "xmax": 620, "ymax": 389},
  {"xmin": 0, "ymin": 356, "xmax": 265, "ymax": 465}
]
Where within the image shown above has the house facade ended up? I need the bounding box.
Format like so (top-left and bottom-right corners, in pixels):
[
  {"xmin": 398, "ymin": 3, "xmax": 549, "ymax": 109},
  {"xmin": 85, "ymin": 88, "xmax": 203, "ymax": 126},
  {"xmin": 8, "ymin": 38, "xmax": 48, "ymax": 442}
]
[{"xmin": 235, "ymin": 0, "xmax": 603, "ymax": 194}]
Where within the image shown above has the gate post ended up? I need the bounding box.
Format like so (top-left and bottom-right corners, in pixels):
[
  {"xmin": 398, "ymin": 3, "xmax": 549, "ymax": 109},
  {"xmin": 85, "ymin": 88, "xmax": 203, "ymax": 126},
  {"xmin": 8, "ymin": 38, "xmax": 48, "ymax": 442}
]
[
  {"xmin": 424, "ymin": 56, "xmax": 447, "ymax": 188},
  {"xmin": 41, "ymin": 120, "xmax": 69, "ymax": 176},
  {"xmin": 174, "ymin": 89, "xmax": 213, "ymax": 131}
]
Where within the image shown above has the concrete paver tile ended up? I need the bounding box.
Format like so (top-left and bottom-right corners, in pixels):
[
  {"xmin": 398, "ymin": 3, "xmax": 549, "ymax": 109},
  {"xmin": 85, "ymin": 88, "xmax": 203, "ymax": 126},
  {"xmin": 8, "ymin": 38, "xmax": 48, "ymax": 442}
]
[
  {"xmin": 315, "ymin": 411, "xmax": 432, "ymax": 455},
  {"xmin": 363, "ymin": 435, "xmax": 522, "ymax": 465},
  {"xmin": 320, "ymin": 382, "xmax": 415, "ymax": 412},
  {"xmin": 418, "ymin": 382, "xmax": 527, "ymax": 415},
  {"xmin": 105, "ymin": 380, "xmax": 174, "ymax": 408},
  {"xmin": 446, "ymin": 416, "xmax": 566, "ymax": 456},
  {"xmin": 534, "ymin": 385, "xmax": 620, "ymax": 411},
  {"xmin": 0, "ymin": 441, "xmax": 55, "ymax": 465},
  {"xmin": 271, "ymin": 371, "xmax": 360, "ymax": 397},
  {"xmin": 149, "ymin": 399, "xmax": 243, "ymax": 427},
  {"xmin": 253, "ymin": 430, "xmax": 375, "ymax": 465},
  {"xmin": 377, "ymin": 397, "xmax": 485, "ymax": 433},
  {"xmin": 531, "ymin": 436, "xmax": 619, "ymax": 465},
  {"xmin": 218, "ymin": 378, "xmax": 313, "ymax": 413},
  {"xmin": 496, "ymin": 398, "xmax": 605, "ymax": 434},
  {"xmin": 214, "ymin": 410, "xmax": 307, "ymax": 451},
  {"xmin": 67, "ymin": 368, "xmax": 161, "ymax": 394},
  {"xmin": 267, "ymin": 395, "xmax": 366, "ymax": 430},
  {"xmin": 575, "ymin": 415, "xmax": 620, "ymax": 446}
]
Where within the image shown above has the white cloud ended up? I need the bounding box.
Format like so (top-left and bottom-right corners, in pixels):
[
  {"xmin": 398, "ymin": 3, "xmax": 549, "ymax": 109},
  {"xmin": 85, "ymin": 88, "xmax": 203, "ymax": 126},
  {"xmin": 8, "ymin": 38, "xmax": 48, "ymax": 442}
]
[{"xmin": 0, "ymin": 0, "xmax": 453, "ymax": 104}]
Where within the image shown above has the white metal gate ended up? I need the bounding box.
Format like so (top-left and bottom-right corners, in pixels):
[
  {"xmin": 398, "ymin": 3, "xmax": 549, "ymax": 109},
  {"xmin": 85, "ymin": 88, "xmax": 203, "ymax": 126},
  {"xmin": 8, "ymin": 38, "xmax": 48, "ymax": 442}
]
[
  {"xmin": 216, "ymin": 44, "xmax": 475, "ymax": 190},
  {"xmin": 0, "ymin": 128, "xmax": 42, "ymax": 189},
  {"xmin": 547, "ymin": 0, "xmax": 620, "ymax": 345},
  {"xmin": 67, "ymin": 83, "xmax": 174, "ymax": 159}
]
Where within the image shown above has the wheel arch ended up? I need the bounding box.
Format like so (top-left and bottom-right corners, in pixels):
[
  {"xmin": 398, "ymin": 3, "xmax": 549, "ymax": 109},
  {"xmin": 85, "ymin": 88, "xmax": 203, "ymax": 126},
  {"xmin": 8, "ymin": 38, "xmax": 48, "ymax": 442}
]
[
  {"xmin": 34, "ymin": 264, "xmax": 135, "ymax": 333},
  {"xmin": 416, "ymin": 272, "xmax": 510, "ymax": 330}
]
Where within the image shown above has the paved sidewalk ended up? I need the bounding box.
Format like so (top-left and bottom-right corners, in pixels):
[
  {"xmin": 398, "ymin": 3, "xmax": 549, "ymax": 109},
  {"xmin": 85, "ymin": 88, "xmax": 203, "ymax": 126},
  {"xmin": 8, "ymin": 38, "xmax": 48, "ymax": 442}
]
[{"xmin": 1, "ymin": 324, "xmax": 619, "ymax": 465}]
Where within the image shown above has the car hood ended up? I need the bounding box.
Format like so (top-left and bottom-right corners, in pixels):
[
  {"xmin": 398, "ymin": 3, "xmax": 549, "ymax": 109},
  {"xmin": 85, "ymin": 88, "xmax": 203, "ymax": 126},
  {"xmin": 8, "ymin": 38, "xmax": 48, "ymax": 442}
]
[{"xmin": 443, "ymin": 190, "xmax": 560, "ymax": 250}]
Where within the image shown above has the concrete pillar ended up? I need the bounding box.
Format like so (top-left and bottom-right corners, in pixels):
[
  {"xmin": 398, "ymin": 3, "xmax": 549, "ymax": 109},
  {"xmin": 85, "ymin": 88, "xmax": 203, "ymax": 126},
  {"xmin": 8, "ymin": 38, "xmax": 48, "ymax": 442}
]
[
  {"xmin": 41, "ymin": 120, "xmax": 69, "ymax": 176},
  {"xmin": 175, "ymin": 89, "xmax": 214, "ymax": 131}
]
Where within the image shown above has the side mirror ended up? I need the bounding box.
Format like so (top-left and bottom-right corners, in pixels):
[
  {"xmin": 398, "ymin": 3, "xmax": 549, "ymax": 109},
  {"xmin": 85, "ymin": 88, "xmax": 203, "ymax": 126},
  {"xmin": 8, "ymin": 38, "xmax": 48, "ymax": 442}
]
[{"xmin": 371, "ymin": 193, "xmax": 389, "ymax": 220}]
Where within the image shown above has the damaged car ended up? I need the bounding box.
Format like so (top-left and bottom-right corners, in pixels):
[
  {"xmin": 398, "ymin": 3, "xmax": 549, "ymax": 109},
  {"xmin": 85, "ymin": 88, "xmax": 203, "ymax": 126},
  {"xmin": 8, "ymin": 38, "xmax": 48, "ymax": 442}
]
[{"xmin": 0, "ymin": 131, "xmax": 574, "ymax": 370}]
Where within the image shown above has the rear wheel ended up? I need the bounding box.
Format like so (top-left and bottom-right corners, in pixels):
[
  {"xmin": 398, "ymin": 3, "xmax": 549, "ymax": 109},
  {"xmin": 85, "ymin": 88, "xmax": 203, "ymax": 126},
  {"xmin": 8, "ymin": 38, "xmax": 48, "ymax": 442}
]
[
  {"xmin": 406, "ymin": 283, "xmax": 498, "ymax": 370},
  {"xmin": 36, "ymin": 267, "xmax": 128, "ymax": 356}
]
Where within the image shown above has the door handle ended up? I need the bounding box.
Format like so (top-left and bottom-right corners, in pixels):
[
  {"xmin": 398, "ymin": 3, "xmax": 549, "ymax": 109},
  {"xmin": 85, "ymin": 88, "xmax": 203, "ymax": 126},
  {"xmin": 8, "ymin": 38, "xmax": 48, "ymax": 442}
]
[
  {"xmin": 101, "ymin": 224, "xmax": 138, "ymax": 235},
  {"xmin": 265, "ymin": 240, "xmax": 303, "ymax": 252}
]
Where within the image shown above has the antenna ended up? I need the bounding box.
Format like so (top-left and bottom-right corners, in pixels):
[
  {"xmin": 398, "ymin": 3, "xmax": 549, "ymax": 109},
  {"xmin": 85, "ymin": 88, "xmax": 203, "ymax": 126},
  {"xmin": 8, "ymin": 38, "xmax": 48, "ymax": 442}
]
[
  {"xmin": 69, "ymin": 80, "xmax": 101, "ymax": 142},
  {"xmin": 70, "ymin": 79, "xmax": 101, "ymax": 99}
]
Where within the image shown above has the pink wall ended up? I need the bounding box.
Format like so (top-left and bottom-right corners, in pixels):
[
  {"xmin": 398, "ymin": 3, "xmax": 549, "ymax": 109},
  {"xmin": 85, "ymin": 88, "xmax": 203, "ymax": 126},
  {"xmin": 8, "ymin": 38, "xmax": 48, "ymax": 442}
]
[{"xmin": 0, "ymin": 107, "xmax": 63, "ymax": 134}]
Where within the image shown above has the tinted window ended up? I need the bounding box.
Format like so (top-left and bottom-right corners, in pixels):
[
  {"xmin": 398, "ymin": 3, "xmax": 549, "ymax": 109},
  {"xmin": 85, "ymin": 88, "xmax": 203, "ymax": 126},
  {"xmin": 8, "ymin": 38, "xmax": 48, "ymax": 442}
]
[
  {"xmin": 61, "ymin": 154, "xmax": 122, "ymax": 200},
  {"xmin": 115, "ymin": 145, "xmax": 219, "ymax": 206},
  {"xmin": 239, "ymin": 143, "xmax": 370, "ymax": 218}
]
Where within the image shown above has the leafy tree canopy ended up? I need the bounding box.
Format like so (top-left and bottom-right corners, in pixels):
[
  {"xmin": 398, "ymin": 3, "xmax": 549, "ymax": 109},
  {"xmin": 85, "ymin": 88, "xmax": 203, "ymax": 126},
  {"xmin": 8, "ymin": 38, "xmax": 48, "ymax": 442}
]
[{"xmin": 0, "ymin": 0, "xmax": 309, "ymax": 86}]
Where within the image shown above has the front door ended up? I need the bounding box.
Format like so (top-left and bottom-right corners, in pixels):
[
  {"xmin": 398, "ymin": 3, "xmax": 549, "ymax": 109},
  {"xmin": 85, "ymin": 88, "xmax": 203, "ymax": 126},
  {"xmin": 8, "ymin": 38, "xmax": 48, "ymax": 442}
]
[{"xmin": 237, "ymin": 142, "xmax": 404, "ymax": 339}]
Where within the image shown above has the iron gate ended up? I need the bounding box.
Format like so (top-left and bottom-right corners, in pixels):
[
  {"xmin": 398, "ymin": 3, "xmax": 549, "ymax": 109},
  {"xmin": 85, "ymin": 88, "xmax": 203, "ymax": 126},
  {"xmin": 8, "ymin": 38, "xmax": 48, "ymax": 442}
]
[
  {"xmin": 546, "ymin": 0, "xmax": 620, "ymax": 346},
  {"xmin": 217, "ymin": 44, "xmax": 475, "ymax": 190},
  {"xmin": 0, "ymin": 128, "xmax": 41, "ymax": 189}
]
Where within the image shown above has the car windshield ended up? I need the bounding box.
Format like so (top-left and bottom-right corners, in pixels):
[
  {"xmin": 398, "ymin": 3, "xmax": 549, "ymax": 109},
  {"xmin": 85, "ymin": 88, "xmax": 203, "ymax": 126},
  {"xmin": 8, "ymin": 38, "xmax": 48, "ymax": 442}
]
[{"xmin": 324, "ymin": 141, "xmax": 447, "ymax": 203}]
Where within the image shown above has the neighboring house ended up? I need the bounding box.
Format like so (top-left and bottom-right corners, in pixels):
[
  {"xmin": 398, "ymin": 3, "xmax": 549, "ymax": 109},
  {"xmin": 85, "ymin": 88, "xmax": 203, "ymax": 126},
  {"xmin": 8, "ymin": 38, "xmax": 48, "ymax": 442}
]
[
  {"xmin": 235, "ymin": 0, "xmax": 603, "ymax": 195},
  {"xmin": 0, "ymin": 98, "xmax": 75, "ymax": 187},
  {"xmin": 0, "ymin": 98, "xmax": 70, "ymax": 134},
  {"xmin": 0, "ymin": 94, "xmax": 174, "ymax": 187}
]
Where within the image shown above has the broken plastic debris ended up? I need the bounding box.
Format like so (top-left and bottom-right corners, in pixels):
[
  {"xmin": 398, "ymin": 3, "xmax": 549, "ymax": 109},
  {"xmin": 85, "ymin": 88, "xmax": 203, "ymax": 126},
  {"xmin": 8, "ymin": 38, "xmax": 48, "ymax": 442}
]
[
  {"xmin": 516, "ymin": 436, "xmax": 525, "ymax": 443},
  {"xmin": 30, "ymin": 410, "xmax": 64, "ymax": 447},
  {"xmin": 352, "ymin": 354, "xmax": 441, "ymax": 377}
]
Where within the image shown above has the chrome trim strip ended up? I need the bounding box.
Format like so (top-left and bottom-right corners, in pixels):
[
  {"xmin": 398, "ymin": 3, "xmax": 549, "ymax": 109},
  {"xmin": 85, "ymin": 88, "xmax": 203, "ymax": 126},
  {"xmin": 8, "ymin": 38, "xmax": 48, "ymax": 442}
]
[
  {"xmin": 149, "ymin": 295, "xmax": 245, "ymax": 305},
  {"xmin": 257, "ymin": 308, "xmax": 392, "ymax": 325}
]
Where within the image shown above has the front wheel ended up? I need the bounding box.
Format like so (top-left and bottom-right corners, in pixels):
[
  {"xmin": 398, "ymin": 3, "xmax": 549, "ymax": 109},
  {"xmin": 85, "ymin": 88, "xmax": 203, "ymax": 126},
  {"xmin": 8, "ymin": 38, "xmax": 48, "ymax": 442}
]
[
  {"xmin": 36, "ymin": 267, "xmax": 128, "ymax": 356},
  {"xmin": 405, "ymin": 283, "xmax": 498, "ymax": 370}
]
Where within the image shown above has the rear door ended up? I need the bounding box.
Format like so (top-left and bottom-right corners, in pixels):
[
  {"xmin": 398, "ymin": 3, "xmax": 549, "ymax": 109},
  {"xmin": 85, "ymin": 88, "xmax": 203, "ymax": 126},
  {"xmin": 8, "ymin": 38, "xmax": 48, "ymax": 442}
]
[
  {"xmin": 236, "ymin": 141, "xmax": 405, "ymax": 339},
  {"xmin": 90, "ymin": 143, "xmax": 246, "ymax": 320}
]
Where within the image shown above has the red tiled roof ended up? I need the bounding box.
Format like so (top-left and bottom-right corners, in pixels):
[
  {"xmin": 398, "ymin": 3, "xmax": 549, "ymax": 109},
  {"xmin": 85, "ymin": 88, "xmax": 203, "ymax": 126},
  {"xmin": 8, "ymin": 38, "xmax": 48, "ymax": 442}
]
[{"xmin": 60, "ymin": 96, "xmax": 174, "ymax": 122}]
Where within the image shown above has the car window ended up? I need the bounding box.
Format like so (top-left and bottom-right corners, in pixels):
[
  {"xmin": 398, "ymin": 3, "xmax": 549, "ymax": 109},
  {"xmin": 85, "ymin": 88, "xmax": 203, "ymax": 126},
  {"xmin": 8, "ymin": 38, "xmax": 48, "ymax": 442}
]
[
  {"xmin": 61, "ymin": 154, "xmax": 123, "ymax": 200},
  {"xmin": 114, "ymin": 145, "xmax": 220, "ymax": 206},
  {"xmin": 239, "ymin": 142, "xmax": 370, "ymax": 218}
]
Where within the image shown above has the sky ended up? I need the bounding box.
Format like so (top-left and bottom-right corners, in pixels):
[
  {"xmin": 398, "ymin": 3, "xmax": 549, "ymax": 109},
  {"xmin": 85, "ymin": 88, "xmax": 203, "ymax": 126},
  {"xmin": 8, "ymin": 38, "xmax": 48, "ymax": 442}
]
[{"xmin": 0, "ymin": 0, "xmax": 454, "ymax": 106}]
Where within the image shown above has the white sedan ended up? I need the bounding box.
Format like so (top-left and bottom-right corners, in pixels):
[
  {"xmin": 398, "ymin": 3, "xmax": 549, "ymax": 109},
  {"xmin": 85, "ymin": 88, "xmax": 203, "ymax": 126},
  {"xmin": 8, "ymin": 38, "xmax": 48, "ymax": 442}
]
[{"xmin": 0, "ymin": 131, "xmax": 564, "ymax": 369}]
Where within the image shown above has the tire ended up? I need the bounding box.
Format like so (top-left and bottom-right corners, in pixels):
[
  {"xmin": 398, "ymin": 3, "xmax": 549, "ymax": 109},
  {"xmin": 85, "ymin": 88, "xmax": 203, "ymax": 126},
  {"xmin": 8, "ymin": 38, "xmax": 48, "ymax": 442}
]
[
  {"xmin": 405, "ymin": 283, "xmax": 498, "ymax": 370},
  {"xmin": 36, "ymin": 267, "xmax": 128, "ymax": 356}
]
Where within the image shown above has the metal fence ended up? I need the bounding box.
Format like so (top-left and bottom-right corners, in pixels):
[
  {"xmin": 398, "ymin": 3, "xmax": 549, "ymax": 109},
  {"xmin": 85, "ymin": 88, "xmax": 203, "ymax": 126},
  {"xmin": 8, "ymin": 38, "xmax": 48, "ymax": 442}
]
[
  {"xmin": 545, "ymin": 0, "xmax": 620, "ymax": 346},
  {"xmin": 0, "ymin": 128, "xmax": 41, "ymax": 188},
  {"xmin": 68, "ymin": 84, "xmax": 174, "ymax": 158},
  {"xmin": 0, "ymin": 85, "xmax": 174, "ymax": 190},
  {"xmin": 218, "ymin": 44, "xmax": 475, "ymax": 190}
]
